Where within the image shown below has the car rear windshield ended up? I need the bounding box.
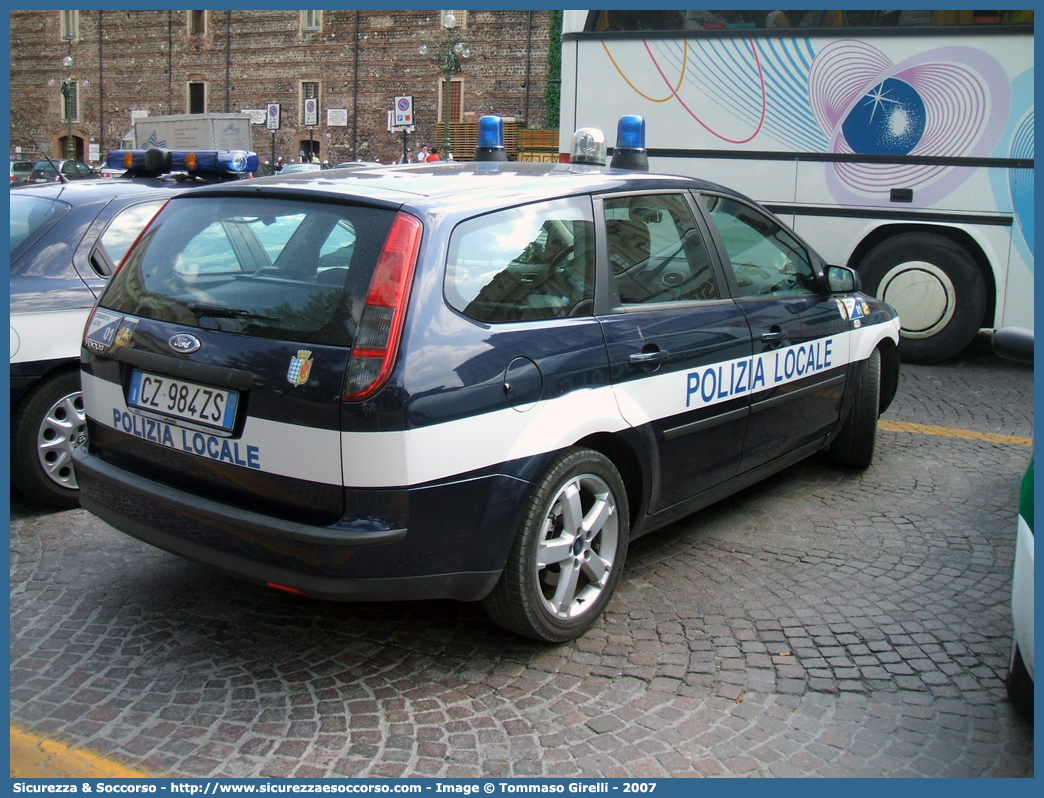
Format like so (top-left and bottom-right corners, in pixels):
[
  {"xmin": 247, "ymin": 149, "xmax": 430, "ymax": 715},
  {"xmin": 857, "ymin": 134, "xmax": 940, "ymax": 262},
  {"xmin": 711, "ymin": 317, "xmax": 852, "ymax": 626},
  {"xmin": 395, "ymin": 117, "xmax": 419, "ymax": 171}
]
[
  {"xmin": 10, "ymin": 195, "xmax": 70, "ymax": 258},
  {"xmin": 100, "ymin": 195, "xmax": 397, "ymax": 347}
]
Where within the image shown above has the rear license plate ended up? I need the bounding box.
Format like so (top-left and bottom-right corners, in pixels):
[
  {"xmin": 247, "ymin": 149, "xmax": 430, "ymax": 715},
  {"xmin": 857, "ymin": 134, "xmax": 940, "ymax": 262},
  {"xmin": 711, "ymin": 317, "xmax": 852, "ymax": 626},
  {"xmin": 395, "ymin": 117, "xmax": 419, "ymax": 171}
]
[{"xmin": 128, "ymin": 370, "xmax": 239, "ymax": 432}]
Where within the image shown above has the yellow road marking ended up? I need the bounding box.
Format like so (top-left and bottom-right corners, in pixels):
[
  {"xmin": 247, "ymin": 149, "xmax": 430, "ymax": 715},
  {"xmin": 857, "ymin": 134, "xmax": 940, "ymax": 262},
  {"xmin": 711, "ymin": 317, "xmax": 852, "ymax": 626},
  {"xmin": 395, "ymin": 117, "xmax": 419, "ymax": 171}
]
[
  {"xmin": 880, "ymin": 418, "xmax": 1032, "ymax": 447},
  {"xmin": 10, "ymin": 725, "xmax": 149, "ymax": 779}
]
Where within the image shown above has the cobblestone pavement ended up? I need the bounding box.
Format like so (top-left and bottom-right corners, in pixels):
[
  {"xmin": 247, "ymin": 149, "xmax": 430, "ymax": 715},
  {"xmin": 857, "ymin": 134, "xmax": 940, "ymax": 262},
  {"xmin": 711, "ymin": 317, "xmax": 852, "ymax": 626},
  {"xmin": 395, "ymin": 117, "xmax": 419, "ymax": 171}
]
[{"xmin": 10, "ymin": 334, "xmax": 1034, "ymax": 777}]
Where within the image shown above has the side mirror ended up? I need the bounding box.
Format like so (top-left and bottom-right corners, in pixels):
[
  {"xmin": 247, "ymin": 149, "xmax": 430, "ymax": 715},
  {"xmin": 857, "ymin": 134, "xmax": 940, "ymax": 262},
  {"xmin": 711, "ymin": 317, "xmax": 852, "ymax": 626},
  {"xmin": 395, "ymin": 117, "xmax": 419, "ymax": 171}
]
[
  {"xmin": 992, "ymin": 327, "xmax": 1033, "ymax": 364},
  {"xmin": 826, "ymin": 264, "xmax": 861, "ymax": 294}
]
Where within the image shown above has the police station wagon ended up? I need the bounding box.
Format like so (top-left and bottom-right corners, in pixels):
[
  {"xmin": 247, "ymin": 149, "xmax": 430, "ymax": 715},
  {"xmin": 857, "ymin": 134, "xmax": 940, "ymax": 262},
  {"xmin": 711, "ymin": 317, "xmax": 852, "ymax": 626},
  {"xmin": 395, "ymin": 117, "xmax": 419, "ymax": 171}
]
[{"xmin": 75, "ymin": 118, "xmax": 901, "ymax": 642}]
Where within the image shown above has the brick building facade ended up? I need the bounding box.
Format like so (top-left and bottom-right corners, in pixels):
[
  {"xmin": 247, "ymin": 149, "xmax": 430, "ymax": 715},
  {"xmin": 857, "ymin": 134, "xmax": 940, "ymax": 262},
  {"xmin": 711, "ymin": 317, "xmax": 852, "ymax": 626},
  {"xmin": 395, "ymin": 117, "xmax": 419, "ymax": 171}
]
[{"xmin": 9, "ymin": 9, "xmax": 554, "ymax": 164}]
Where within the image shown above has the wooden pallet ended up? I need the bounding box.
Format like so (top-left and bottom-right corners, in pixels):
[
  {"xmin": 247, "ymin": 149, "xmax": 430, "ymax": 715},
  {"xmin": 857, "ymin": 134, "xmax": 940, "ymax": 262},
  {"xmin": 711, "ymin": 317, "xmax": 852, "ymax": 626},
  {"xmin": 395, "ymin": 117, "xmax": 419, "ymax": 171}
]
[
  {"xmin": 518, "ymin": 129, "xmax": 560, "ymax": 163},
  {"xmin": 448, "ymin": 121, "xmax": 517, "ymax": 160},
  {"xmin": 447, "ymin": 124, "xmax": 560, "ymax": 162}
]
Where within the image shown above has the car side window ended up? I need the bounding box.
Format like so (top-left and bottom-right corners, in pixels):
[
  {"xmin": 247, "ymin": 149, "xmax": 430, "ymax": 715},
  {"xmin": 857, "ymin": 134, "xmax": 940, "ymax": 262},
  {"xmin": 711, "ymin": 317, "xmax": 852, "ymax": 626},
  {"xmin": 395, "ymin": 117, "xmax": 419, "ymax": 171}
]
[
  {"xmin": 701, "ymin": 194, "xmax": 817, "ymax": 298},
  {"xmin": 445, "ymin": 197, "xmax": 595, "ymax": 323},
  {"xmin": 603, "ymin": 193, "xmax": 719, "ymax": 305},
  {"xmin": 9, "ymin": 195, "xmax": 70, "ymax": 259},
  {"xmin": 95, "ymin": 200, "xmax": 168, "ymax": 272}
]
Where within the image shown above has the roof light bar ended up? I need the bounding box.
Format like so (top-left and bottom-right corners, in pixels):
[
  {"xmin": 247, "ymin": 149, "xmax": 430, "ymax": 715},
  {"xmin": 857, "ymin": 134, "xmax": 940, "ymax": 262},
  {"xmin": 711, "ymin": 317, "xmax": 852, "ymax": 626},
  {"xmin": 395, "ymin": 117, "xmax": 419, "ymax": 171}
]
[
  {"xmin": 105, "ymin": 148, "xmax": 259, "ymax": 177},
  {"xmin": 610, "ymin": 115, "xmax": 649, "ymax": 171},
  {"xmin": 474, "ymin": 115, "xmax": 508, "ymax": 162}
]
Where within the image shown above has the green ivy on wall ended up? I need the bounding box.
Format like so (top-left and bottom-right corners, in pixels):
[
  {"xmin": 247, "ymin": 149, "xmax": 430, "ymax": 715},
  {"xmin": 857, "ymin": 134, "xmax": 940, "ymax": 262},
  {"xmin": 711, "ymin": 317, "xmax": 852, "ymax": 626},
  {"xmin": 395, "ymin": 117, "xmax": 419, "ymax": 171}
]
[{"xmin": 545, "ymin": 10, "xmax": 562, "ymax": 130}]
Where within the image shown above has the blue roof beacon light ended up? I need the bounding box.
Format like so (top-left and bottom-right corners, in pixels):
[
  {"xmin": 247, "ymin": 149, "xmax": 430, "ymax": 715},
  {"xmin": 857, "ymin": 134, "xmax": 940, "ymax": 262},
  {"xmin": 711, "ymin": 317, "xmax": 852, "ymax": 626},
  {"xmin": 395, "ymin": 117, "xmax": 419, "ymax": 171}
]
[
  {"xmin": 570, "ymin": 127, "xmax": 607, "ymax": 167},
  {"xmin": 610, "ymin": 115, "xmax": 648, "ymax": 171},
  {"xmin": 473, "ymin": 115, "xmax": 508, "ymax": 162}
]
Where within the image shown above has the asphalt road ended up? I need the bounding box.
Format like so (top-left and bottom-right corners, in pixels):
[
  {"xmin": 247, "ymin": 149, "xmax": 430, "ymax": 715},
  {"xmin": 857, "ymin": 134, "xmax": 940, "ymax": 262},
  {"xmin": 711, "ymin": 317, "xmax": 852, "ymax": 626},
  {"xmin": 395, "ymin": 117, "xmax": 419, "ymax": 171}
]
[{"xmin": 10, "ymin": 333, "xmax": 1034, "ymax": 778}]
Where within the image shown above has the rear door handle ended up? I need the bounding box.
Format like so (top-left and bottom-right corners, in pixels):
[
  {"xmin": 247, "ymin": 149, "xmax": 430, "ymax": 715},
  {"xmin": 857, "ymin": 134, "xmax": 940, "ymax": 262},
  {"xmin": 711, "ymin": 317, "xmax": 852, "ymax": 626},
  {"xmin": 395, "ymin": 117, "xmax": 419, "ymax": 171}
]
[
  {"xmin": 761, "ymin": 330, "xmax": 788, "ymax": 346},
  {"xmin": 628, "ymin": 349, "xmax": 669, "ymax": 366}
]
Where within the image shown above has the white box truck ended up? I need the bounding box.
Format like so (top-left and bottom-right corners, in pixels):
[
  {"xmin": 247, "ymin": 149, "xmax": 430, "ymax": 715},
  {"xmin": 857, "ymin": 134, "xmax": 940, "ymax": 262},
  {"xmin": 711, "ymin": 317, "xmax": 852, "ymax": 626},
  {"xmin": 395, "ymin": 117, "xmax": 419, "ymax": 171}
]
[{"xmin": 128, "ymin": 114, "xmax": 254, "ymax": 151}]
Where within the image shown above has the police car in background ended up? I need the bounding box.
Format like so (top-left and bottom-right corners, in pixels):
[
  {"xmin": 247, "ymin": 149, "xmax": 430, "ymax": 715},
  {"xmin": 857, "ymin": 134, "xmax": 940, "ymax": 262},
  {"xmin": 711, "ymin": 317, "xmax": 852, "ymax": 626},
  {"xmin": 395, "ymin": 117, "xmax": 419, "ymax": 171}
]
[
  {"xmin": 992, "ymin": 327, "xmax": 1034, "ymax": 717},
  {"xmin": 74, "ymin": 117, "xmax": 901, "ymax": 642},
  {"xmin": 10, "ymin": 148, "xmax": 260, "ymax": 508}
]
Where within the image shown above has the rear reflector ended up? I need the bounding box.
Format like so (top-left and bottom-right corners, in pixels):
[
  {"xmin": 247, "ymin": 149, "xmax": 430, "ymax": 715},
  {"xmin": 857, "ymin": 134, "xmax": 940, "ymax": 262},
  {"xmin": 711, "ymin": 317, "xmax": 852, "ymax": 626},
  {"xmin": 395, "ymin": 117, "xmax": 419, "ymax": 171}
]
[{"xmin": 267, "ymin": 582, "xmax": 307, "ymax": 597}]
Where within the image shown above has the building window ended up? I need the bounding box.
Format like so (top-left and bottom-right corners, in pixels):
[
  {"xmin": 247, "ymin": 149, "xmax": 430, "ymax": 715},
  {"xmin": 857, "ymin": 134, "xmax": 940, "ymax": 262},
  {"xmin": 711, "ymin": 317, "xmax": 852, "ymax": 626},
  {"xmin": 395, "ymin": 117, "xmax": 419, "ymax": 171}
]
[
  {"xmin": 60, "ymin": 10, "xmax": 79, "ymax": 41},
  {"xmin": 188, "ymin": 82, "xmax": 206, "ymax": 114},
  {"xmin": 438, "ymin": 78, "xmax": 464, "ymax": 124},
  {"xmin": 441, "ymin": 10, "xmax": 467, "ymax": 29},
  {"xmin": 301, "ymin": 81, "xmax": 320, "ymax": 124},
  {"xmin": 62, "ymin": 80, "xmax": 79, "ymax": 123},
  {"xmin": 188, "ymin": 10, "xmax": 206, "ymax": 36},
  {"xmin": 301, "ymin": 11, "xmax": 322, "ymax": 32}
]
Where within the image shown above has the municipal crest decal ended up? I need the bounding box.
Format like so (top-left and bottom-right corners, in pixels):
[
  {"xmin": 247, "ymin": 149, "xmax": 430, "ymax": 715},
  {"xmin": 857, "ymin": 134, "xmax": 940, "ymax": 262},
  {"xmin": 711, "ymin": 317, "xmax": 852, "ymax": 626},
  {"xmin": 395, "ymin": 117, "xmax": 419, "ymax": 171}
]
[{"xmin": 287, "ymin": 350, "xmax": 313, "ymax": 386}]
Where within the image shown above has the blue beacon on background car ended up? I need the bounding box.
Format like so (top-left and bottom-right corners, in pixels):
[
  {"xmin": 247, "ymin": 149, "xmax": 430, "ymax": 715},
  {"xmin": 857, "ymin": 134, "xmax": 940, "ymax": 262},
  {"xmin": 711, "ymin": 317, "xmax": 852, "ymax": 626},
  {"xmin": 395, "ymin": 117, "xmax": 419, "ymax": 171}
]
[
  {"xmin": 73, "ymin": 117, "xmax": 902, "ymax": 641},
  {"xmin": 9, "ymin": 147, "xmax": 260, "ymax": 508}
]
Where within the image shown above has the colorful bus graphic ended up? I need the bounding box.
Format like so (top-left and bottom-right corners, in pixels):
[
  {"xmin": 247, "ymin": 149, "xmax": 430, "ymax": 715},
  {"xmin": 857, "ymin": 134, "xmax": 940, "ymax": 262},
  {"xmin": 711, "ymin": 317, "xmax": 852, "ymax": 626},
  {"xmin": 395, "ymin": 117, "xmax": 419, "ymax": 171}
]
[{"xmin": 561, "ymin": 10, "xmax": 1034, "ymax": 362}]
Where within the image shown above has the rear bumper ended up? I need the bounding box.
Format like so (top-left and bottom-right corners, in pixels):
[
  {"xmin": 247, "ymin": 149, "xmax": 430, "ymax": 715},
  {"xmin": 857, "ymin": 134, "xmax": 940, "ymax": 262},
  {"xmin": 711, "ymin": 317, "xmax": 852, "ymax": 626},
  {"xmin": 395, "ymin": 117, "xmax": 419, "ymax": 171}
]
[{"xmin": 73, "ymin": 448, "xmax": 516, "ymax": 602}]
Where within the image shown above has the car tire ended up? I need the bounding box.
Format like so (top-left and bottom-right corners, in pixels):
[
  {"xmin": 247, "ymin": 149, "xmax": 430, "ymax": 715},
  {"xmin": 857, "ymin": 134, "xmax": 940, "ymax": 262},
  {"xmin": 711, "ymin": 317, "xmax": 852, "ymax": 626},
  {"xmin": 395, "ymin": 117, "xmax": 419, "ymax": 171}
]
[
  {"xmin": 482, "ymin": 448, "xmax": 629, "ymax": 642},
  {"xmin": 830, "ymin": 348, "xmax": 881, "ymax": 469},
  {"xmin": 12, "ymin": 370, "xmax": 86, "ymax": 510},
  {"xmin": 1007, "ymin": 643, "xmax": 1034, "ymax": 718},
  {"xmin": 858, "ymin": 233, "xmax": 986, "ymax": 365}
]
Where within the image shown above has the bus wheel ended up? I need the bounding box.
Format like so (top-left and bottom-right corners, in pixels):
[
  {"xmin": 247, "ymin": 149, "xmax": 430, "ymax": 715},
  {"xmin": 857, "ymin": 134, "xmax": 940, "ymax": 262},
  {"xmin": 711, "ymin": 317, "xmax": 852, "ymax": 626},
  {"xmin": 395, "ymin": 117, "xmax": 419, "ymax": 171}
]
[{"xmin": 858, "ymin": 233, "xmax": 986, "ymax": 365}]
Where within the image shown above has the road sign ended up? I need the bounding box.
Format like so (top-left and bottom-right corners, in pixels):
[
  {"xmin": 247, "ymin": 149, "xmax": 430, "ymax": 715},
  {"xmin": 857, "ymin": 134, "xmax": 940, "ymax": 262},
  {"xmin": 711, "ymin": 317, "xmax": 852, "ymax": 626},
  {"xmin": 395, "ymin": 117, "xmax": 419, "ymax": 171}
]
[
  {"xmin": 393, "ymin": 95, "xmax": 414, "ymax": 129},
  {"xmin": 266, "ymin": 103, "xmax": 281, "ymax": 131},
  {"xmin": 304, "ymin": 98, "xmax": 318, "ymax": 127}
]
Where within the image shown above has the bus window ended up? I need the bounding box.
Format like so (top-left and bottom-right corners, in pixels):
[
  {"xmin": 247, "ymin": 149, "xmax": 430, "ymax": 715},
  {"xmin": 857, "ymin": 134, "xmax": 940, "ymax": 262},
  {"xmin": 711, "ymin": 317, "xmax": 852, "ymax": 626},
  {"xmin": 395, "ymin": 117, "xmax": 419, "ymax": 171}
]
[{"xmin": 588, "ymin": 10, "xmax": 1033, "ymax": 31}]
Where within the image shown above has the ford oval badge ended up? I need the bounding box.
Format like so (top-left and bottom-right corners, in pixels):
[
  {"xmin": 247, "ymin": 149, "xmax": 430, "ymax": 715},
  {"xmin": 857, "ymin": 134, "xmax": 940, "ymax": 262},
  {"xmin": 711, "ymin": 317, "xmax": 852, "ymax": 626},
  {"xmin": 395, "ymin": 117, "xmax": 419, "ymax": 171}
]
[{"xmin": 168, "ymin": 333, "xmax": 201, "ymax": 354}]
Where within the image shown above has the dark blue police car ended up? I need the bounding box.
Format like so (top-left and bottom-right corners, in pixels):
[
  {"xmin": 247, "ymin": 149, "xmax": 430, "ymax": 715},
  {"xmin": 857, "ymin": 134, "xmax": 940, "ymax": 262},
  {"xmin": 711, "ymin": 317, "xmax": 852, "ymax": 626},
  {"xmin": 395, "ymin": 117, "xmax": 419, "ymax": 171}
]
[
  {"xmin": 10, "ymin": 148, "xmax": 260, "ymax": 508},
  {"xmin": 74, "ymin": 118, "xmax": 901, "ymax": 641}
]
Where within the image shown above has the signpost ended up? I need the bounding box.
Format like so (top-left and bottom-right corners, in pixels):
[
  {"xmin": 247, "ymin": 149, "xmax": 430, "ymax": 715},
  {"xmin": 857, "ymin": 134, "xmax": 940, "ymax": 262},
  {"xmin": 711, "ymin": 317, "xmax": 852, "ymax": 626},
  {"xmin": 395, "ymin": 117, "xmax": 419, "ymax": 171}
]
[
  {"xmin": 266, "ymin": 103, "xmax": 280, "ymax": 165},
  {"xmin": 392, "ymin": 95, "xmax": 415, "ymax": 163},
  {"xmin": 304, "ymin": 98, "xmax": 318, "ymax": 161},
  {"xmin": 303, "ymin": 98, "xmax": 318, "ymax": 127}
]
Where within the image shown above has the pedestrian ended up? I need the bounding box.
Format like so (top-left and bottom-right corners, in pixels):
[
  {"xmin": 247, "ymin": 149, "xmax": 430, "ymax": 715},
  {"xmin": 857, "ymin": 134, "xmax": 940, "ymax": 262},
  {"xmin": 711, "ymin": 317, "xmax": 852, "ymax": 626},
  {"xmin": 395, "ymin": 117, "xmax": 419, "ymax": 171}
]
[
  {"xmin": 416, "ymin": 145, "xmax": 429, "ymax": 163},
  {"xmin": 426, "ymin": 146, "xmax": 441, "ymax": 163},
  {"xmin": 401, "ymin": 148, "xmax": 413, "ymax": 164},
  {"xmin": 446, "ymin": 151, "xmax": 454, "ymax": 161}
]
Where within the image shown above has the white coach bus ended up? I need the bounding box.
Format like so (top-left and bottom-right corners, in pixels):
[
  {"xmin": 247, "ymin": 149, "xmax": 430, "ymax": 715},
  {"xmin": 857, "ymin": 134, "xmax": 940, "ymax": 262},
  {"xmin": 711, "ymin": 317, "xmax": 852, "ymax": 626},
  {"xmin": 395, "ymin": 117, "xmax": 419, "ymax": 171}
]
[{"xmin": 560, "ymin": 10, "xmax": 1034, "ymax": 363}]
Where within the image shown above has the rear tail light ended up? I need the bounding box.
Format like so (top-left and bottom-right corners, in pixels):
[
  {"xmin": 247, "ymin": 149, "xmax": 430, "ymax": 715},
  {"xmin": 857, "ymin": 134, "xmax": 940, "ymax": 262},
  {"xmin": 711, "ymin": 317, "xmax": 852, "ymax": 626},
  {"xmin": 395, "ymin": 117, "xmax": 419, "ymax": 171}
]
[{"xmin": 342, "ymin": 212, "xmax": 423, "ymax": 401}]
